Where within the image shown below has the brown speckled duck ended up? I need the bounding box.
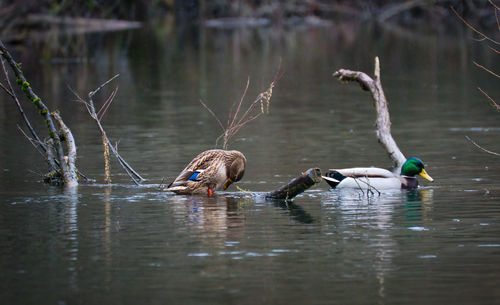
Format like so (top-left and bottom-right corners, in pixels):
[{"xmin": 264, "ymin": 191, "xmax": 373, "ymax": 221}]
[{"xmin": 165, "ymin": 149, "xmax": 246, "ymax": 196}]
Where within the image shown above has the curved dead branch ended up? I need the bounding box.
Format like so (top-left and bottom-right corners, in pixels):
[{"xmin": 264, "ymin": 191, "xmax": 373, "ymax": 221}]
[{"xmin": 333, "ymin": 57, "xmax": 406, "ymax": 169}]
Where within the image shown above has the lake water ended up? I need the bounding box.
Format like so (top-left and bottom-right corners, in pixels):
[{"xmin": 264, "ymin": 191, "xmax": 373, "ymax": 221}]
[{"xmin": 1, "ymin": 20, "xmax": 500, "ymax": 304}]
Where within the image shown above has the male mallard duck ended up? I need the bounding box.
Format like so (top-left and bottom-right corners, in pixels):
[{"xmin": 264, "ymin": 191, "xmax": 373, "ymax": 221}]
[
  {"xmin": 165, "ymin": 149, "xmax": 246, "ymax": 196},
  {"xmin": 322, "ymin": 157, "xmax": 433, "ymax": 190}
]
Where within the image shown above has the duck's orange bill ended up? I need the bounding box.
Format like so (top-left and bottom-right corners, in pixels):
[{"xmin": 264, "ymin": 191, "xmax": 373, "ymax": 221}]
[
  {"xmin": 419, "ymin": 169, "xmax": 434, "ymax": 182},
  {"xmin": 208, "ymin": 188, "xmax": 213, "ymax": 197},
  {"xmin": 223, "ymin": 178, "xmax": 233, "ymax": 190}
]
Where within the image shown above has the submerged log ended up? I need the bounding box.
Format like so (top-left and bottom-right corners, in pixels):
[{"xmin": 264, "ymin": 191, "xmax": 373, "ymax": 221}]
[{"xmin": 265, "ymin": 168, "xmax": 322, "ymax": 200}]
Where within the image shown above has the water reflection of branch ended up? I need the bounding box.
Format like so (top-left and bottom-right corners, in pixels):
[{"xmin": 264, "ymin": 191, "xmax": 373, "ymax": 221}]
[
  {"xmin": 270, "ymin": 199, "xmax": 314, "ymax": 224},
  {"xmin": 63, "ymin": 186, "xmax": 79, "ymax": 291}
]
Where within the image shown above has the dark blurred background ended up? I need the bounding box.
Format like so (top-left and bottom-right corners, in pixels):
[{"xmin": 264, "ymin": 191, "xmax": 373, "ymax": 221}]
[{"xmin": 1, "ymin": 0, "xmax": 497, "ymax": 40}]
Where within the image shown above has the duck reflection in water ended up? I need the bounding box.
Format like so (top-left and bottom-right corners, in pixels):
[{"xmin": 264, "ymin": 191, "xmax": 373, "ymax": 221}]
[{"xmin": 170, "ymin": 196, "xmax": 247, "ymax": 238}]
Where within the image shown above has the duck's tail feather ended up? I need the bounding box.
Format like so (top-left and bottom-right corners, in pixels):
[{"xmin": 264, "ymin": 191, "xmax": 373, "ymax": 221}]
[{"xmin": 165, "ymin": 185, "xmax": 189, "ymax": 194}]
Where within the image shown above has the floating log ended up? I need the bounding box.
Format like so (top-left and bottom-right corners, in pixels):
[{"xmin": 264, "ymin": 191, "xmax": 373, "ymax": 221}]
[{"xmin": 265, "ymin": 168, "xmax": 322, "ymax": 200}]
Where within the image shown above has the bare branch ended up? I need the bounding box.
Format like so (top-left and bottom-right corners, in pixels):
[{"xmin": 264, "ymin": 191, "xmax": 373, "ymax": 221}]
[
  {"xmin": 333, "ymin": 56, "xmax": 407, "ymax": 169},
  {"xmin": 488, "ymin": 45, "xmax": 500, "ymax": 54},
  {"xmin": 230, "ymin": 77, "xmax": 250, "ymax": 129},
  {"xmin": 465, "ymin": 136, "xmax": 500, "ymax": 157},
  {"xmin": 490, "ymin": 0, "xmax": 500, "ymax": 11},
  {"xmin": 477, "ymin": 87, "xmax": 500, "ymax": 111},
  {"xmin": 98, "ymin": 86, "xmax": 118, "ymax": 122},
  {"xmin": 451, "ymin": 6, "xmax": 500, "ymax": 45},
  {"xmin": 73, "ymin": 74, "xmax": 144, "ymax": 184},
  {"xmin": 473, "ymin": 61, "xmax": 500, "ymax": 79},
  {"xmin": 89, "ymin": 74, "xmax": 120, "ymax": 99},
  {"xmin": 201, "ymin": 63, "xmax": 280, "ymax": 149},
  {"xmin": 199, "ymin": 99, "xmax": 225, "ymax": 132},
  {"xmin": 17, "ymin": 125, "xmax": 46, "ymax": 159},
  {"xmin": 495, "ymin": 1, "xmax": 500, "ymax": 31},
  {"xmin": 1, "ymin": 57, "xmax": 46, "ymax": 153},
  {"xmin": 204, "ymin": 78, "xmax": 275, "ymax": 149}
]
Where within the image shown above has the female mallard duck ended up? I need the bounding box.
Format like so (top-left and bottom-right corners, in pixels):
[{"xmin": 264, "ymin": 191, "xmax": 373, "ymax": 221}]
[
  {"xmin": 165, "ymin": 149, "xmax": 246, "ymax": 196},
  {"xmin": 322, "ymin": 157, "xmax": 433, "ymax": 190}
]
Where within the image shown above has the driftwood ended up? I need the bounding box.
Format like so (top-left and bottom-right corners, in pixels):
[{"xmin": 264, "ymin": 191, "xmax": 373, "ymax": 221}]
[
  {"xmin": 333, "ymin": 57, "xmax": 406, "ymax": 169},
  {"xmin": 265, "ymin": 168, "xmax": 322, "ymax": 200}
]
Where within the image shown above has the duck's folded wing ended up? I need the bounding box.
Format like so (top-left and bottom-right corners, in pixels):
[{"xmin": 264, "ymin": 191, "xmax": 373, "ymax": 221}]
[
  {"xmin": 167, "ymin": 170, "xmax": 196, "ymax": 188},
  {"xmin": 168, "ymin": 151, "xmax": 222, "ymax": 187},
  {"xmin": 332, "ymin": 167, "xmax": 395, "ymax": 178}
]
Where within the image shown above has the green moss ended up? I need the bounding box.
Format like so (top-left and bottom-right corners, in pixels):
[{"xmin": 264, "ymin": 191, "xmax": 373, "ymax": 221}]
[
  {"xmin": 16, "ymin": 78, "xmax": 22, "ymax": 84},
  {"xmin": 49, "ymin": 130, "xmax": 55, "ymax": 139},
  {"xmin": 40, "ymin": 108, "xmax": 48, "ymax": 115},
  {"xmin": 33, "ymin": 97, "xmax": 41, "ymax": 104},
  {"xmin": 21, "ymin": 81, "xmax": 30, "ymax": 92}
]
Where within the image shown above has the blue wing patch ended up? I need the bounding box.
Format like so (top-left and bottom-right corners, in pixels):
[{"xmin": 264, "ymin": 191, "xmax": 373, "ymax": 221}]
[{"xmin": 188, "ymin": 171, "xmax": 200, "ymax": 181}]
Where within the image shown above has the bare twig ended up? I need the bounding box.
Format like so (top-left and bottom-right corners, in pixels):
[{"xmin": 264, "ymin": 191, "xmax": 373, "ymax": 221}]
[
  {"xmin": 495, "ymin": 0, "xmax": 500, "ymax": 31},
  {"xmin": 201, "ymin": 73, "xmax": 277, "ymax": 150},
  {"xmin": 1, "ymin": 58, "xmax": 46, "ymax": 153},
  {"xmin": 478, "ymin": 87, "xmax": 500, "ymax": 111},
  {"xmin": 465, "ymin": 136, "xmax": 500, "ymax": 157},
  {"xmin": 16, "ymin": 125, "xmax": 46, "ymax": 160},
  {"xmin": 451, "ymin": 6, "xmax": 499, "ymax": 45},
  {"xmin": 490, "ymin": 0, "xmax": 500, "ymax": 11},
  {"xmin": 72, "ymin": 74, "xmax": 144, "ymax": 184},
  {"xmin": 199, "ymin": 99, "xmax": 225, "ymax": 132},
  {"xmin": 98, "ymin": 86, "xmax": 118, "ymax": 122},
  {"xmin": 489, "ymin": 46, "xmax": 500, "ymax": 54},
  {"xmin": 474, "ymin": 61, "xmax": 500, "ymax": 79}
]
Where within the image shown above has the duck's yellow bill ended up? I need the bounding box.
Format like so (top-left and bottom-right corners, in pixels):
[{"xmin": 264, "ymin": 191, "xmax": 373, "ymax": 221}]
[
  {"xmin": 223, "ymin": 178, "xmax": 233, "ymax": 190},
  {"xmin": 419, "ymin": 169, "xmax": 434, "ymax": 182}
]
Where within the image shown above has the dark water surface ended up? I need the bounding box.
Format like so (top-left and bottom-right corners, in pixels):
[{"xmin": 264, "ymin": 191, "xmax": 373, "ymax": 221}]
[{"xmin": 1, "ymin": 21, "xmax": 500, "ymax": 304}]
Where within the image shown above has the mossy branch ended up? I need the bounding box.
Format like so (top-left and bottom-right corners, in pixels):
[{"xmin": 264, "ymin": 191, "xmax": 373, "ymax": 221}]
[{"xmin": 0, "ymin": 38, "xmax": 78, "ymax": 186}]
